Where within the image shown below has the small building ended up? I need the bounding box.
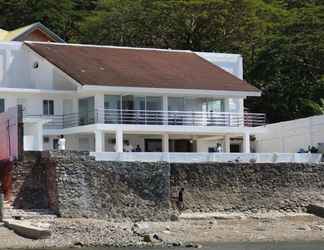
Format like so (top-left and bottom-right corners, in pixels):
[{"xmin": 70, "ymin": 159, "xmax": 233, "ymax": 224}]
[{"xmin": 0, "ymin": 22, "xmax": 65, "ymax": 43}]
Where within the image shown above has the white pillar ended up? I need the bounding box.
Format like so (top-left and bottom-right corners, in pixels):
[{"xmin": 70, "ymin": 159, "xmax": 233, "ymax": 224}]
[
  {"xmin": 94, "ymin": 94, "xmax": 105, "ymax": 123},
  {"xmin": 162, "ymin": 134, "xmax": 169, "ymax": 152},
  {"xmin": 162, "ymin": 96, "xmax": 168, "ymax": 125},
  {"xmin": 116, "ymin": 130, "xmax": 123, "ymax": 152},
  {"xmin": 95, "ymin": 130, "xmax": 105, "ymax": 152},
  {"xmin": 36, "ymin": 122, "xmax": 44, "ymax": 151},
  {"xmin": 242, "ymin": 132, "xmax": 250, "ymax": 153},
  {"xmin": 224, "ymin": 135, "xmax": 231, "ymax": 153}
]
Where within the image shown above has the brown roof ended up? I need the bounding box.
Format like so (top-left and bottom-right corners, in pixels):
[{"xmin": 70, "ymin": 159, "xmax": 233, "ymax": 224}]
[{"xmin": 25, "ymin": 42, "xmax": 260, "ymax": 92}]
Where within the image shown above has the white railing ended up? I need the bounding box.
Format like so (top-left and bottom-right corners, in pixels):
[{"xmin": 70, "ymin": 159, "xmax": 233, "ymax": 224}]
[
  {"xmin": 24, "ymin": 109, "xmax": 266, "ymax": 129},
  {"xmin": 98, "ymin": 109, "xmax": 266, "ymax": 127},
  {"xmin": 92, "ymin": 152, "xmax": 322, "ymax": 164}
]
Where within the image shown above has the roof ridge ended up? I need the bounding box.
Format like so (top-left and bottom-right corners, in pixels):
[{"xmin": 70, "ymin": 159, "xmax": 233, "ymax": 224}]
[{"xmin": 24, "ymin": 41, "xmax": 193, "ymax": 53}]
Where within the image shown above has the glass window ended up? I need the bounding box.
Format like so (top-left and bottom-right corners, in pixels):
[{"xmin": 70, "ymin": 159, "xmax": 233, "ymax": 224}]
[
  {"xmin": 168, "ymin": 97, "xmax": 184, "ymax": 111},
  {"xmin": 134, "ymin": 96, "xmax": 146, "ymax": 110},
  {"xmin": 104, "ymin": 95, "xmax": 121, "ymax": 110},
  {"xmin": 207, "ymin": 99, "xmax": 224, "ymax": 112},
  {"xmin": 43, "ymin": 100, "xmax": 54, "ymax": 115},
  {"xmin": 0, "ymin": 99, "xmax": 4, "ymax": 113},
  {"xmin": 146, "ymin": 96, "xmax": 162, "ymax": 111},
  {"xmin": 79, "ymin": 97, "xmax": 95, "ymax": 125}
]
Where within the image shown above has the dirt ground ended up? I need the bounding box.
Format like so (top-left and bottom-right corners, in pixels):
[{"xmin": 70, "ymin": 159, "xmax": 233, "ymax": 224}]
[{"xmin": 1, "ymin": 214, "xmax": 324, "ymax": 249}]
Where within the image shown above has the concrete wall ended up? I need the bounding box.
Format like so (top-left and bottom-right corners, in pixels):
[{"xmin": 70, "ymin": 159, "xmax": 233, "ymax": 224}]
[{"xmin": 255, "ymin": 115, "xmax": 324, "ymax": 153}]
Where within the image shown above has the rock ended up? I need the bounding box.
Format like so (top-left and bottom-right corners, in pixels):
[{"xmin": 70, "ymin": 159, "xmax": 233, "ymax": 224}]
[
  {"xmin": 143, "ymin": 233, "xmax": 162, "ymax": 243},
  {"xmin": 170, "ymin": 214, "xmax": 179, "ymax": 221},
  {"xmin": 296, "ymin": 225, "xmax": 311, "ymax": 231},
  {"xmin": 185, "ymin": 243, "xmax": 203, "ymax": 248},
  {"xmin": 315, "ymin": 225, "xmax": 324, "ymax": 231},
  {"xmin": 73, "ymin": 241, "xmax": 84, "ymax": 247}
]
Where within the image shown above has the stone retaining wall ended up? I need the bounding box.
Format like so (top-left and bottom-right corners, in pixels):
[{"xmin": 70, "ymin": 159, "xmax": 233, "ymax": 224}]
[
  {"xmin": 10, "ymin": 151, "xmax": 324, "ymax": 220},
  {"xmin": 170, "ymin": 162, "xmax": 324, "ymax": 213},
  {"xmin": 46, "ymin": 151, "xmax": 172, "ymax": 221},
  {"xmin": 11, "ymin": 152, "xmax": 50, "ymax": 209}
]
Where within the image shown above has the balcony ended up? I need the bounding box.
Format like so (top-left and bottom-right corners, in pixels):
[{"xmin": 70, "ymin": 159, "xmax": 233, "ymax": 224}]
[{"xmin": 25, "ymin": 109, "xmax": 266, "ymax": 130}]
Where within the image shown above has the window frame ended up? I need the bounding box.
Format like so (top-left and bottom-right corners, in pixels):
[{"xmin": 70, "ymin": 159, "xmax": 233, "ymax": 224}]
[
  {"xmin": 43, "ymin": 100, "xmax": 55, "ymax": 115},
  {"xmin": 0, "ymin": 98, "xmax": 5, "ymax": 113}
]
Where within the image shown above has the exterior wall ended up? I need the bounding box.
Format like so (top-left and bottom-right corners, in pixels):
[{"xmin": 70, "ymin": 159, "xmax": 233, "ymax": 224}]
[
  {"xmin": 197, "ymin": 52, "xmax": 243, "ymax": 79},
  {"xmin": 255, "ymin": 115, "xmax": 324, "ymax": 153},
  {"xmin": 0, "ymin": 42, "xmax": 77, "ymax": 90}
]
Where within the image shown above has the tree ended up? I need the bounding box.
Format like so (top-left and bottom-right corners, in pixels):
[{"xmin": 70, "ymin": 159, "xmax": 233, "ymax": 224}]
[{"xmin": 247, "ymin": 4, "xmax": 324, "ymax": 122}]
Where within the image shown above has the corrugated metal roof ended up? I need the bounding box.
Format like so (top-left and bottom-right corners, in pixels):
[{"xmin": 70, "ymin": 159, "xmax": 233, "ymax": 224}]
[{"xmin": 26, "ymin": 42, "xmax": 260, "ymax": 93}]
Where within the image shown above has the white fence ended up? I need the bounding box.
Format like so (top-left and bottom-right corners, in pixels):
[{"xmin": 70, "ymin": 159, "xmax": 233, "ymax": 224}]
[{"xmin": 91, "ymin": 152, "xmax": 322, "ymax": 164}]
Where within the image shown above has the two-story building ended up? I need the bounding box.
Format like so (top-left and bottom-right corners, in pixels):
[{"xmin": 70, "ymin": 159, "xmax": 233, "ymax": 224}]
[{"xmin": 0, "ymin": 41, "xmax": 265, "ymax": 154}]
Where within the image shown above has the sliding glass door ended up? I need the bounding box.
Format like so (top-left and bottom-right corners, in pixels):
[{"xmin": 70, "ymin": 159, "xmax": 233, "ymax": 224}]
[{"xmin": 79, "ymin": 97, "xmax": 95, "ymax": 125}]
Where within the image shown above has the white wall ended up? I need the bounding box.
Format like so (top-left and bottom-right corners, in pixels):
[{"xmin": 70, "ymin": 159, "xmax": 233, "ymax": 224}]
[
  {"xmin": 197, "ymin": 52, "xmax": 243, "ymax": 79},
  {"xmin": 255, "ymin": 115, "xmax": 324, "ymax": 153},
  {"xmin": 0, "ymin": 42, "xmax": 77, "ymax": 90}
]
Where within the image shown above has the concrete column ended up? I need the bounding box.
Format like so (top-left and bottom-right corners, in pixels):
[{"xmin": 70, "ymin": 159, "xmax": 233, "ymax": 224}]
[
  {"xmin": 242, "ymin": 132, "xmax": 250, "ymax": 153},
  {"xmin": 162, "ymin": 96, "xmax": 168, "ymax": 125},
  {"xmin": 224, "ymin": 135, "xmax": 231, "ymax": 153},
  {"xmin": 224, "ymin": 98, "xmax": 230, "ymax": 112},
  {"xmin": 36, "ymin": 122, "xmax": 44, "ymax": 151},
  {"xmin": 115, "ymin": 130, "xmax": 123, "ymax": 152},
  {"xmin": 162, "ymin": 134, "xmax": 169, "ymax": 153},
  {"xmin": 94, "ymin": 94, "xmax": 105, "ymax": 123},
  {"xmin": 95, "ymin": 130, "xmax": 105, "ymax": 152}
]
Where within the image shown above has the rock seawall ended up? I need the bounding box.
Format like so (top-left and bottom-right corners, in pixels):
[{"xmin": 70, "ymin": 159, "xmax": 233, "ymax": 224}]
[
  {"xmin": 48, "ymin": 151, "xmax": 172, "ymax": 221},
  {"xmin": 10, "ymin": 151, "xmax": 324, "ymax": 220},
  {"xmin": 170, "ymin": 162, "xmax": 324, "ymax": 213}
]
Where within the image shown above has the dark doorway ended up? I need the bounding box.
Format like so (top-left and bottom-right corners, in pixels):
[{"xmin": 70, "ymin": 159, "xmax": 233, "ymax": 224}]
[
  {"xmin": 230, "ymin": 144, "xmax": 241, "ymax": 153},
  {"xmin": 145, "ymin": 139, "xmax": 162, "ymax": 152},
  {"xmin": 170, "ymin": 139, "xmax": 195, "ymax": 152}
]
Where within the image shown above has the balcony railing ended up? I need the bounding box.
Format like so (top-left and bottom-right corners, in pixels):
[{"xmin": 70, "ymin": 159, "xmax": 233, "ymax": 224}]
[{"xmin": 24, "ymin": 109, "xmax": 266, "ymax": 129}]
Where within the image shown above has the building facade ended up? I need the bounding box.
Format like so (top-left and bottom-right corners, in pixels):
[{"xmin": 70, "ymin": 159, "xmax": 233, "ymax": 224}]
[{"xmin": 0, "ymin": 41, "xmax": 266, "ymax": 154}]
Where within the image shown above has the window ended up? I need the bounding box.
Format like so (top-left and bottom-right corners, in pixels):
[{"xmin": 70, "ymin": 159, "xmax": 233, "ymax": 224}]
[
  {"xmin": 43, "ymin": 100, "xmax": 54, "ymax": 115},
  {"xmin": 0, "ymin": 98, "xmax": 4, "ymax": 113}
]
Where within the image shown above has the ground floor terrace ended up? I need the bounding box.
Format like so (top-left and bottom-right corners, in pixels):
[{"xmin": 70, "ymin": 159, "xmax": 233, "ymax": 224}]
[{"xmin": 42, "ymin": 128, "xmax": 253, "ymax": 154}]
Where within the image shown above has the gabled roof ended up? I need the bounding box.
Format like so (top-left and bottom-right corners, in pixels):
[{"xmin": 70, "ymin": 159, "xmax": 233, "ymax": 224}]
[
  {"xmin": 25, "ymin": 42, "xmax": 260, "ymax": 93},
  {"xmin": 0, "ymin": 23, "xmax": 65, "ymax": 42}
]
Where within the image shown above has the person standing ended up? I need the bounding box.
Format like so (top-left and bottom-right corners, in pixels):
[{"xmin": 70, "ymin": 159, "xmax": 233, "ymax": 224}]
[
  {"xmin": 178, "ymin": 188, "xmax": 185, "ymax": 210},
  {"xmin": 58, "ymin": 135, "xmax": 66, "ymax": 150}
]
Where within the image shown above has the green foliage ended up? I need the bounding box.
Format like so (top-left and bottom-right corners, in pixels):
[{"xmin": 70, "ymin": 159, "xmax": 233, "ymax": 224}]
[{"xmin": 0, "ymin": 0, "xmax": 323, "ymax": 123}]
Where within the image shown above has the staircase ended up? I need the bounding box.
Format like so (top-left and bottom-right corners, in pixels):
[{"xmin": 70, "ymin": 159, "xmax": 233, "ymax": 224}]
[{"xmin": 3, "ymin": 202, "xmax": 57, "ymax": 221}]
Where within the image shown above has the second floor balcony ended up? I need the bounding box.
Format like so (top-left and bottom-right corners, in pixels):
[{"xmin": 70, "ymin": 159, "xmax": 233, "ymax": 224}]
[{"xmin": 25, "ymin": 109, "xmax": 266, "ymax": 130}]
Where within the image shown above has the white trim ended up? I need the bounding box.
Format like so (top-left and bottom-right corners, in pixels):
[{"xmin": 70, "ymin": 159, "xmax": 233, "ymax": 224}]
[
  {"xmin": 0, "ymin": 87, "xmax": 76, "ymax": 95},
  {"xmin": 79, "ymin": 85, "xmax": 261, "ymax": 97},
  {"xmin": 43, "ymin": 123, "xmax": 266, "ymax": 136},
  {"xmin": 25, "ymin": 41, "xmax": 192, "ymax": 53}
]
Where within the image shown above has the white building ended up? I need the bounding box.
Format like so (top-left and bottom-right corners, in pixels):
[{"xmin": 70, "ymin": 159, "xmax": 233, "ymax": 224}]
[{"xmin": 0, "ymin": 41, "xmax": 266, "ymax": 154}]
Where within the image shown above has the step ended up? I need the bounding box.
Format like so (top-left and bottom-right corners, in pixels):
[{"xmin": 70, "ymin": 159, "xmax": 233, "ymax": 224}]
[{"xmin": 3, "ymin": 209, "xmax": 57, "ymax": 220}]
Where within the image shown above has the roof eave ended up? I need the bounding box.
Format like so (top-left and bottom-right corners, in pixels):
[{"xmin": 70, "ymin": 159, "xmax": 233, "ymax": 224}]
[{"xmin": 79, "ymin": 84, "xmax": 261, "ymax": 97}]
